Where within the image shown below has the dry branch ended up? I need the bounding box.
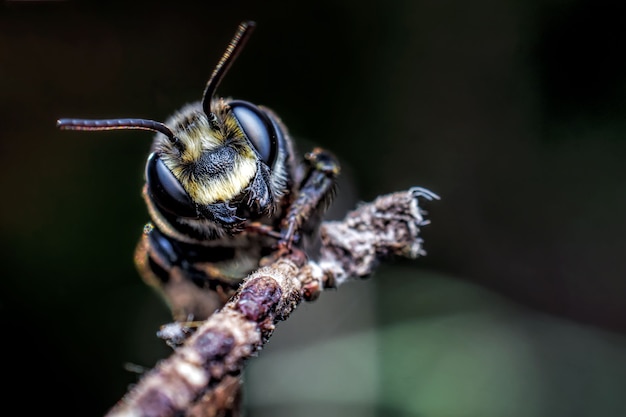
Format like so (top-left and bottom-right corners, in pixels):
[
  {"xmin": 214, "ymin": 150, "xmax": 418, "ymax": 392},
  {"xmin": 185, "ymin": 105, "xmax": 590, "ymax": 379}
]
[{"xmin": 105, "ymin": 187, "xmax": 438, "ymax": 417}]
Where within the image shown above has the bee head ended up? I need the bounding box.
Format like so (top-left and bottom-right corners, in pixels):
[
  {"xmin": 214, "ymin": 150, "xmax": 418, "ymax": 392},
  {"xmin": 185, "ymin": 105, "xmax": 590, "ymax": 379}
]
[
  {"xmin": 58, "ymin": 21, "xmax": 290, "ymax": 234},
  {"xmin": 147, "ymin": 95, "xmax": 287, "ymax": 229}
]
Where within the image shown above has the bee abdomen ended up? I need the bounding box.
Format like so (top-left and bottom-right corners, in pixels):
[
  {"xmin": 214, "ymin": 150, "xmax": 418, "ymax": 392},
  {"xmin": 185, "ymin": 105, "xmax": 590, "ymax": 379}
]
[{"xmin": 135, "ymin": 224, "xmax": 248, "ymax": 320}]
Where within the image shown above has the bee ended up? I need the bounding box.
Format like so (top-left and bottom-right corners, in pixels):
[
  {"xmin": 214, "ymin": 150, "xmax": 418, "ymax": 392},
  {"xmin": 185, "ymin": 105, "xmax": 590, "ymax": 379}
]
[{"xmin": 57, "ymin": 21, "xmax": 339, "ymax": 323}]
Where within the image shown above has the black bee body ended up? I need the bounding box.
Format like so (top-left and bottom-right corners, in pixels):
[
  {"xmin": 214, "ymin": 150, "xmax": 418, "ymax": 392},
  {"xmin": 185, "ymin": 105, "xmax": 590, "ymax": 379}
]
[
  {"xmin": 136, "ymin": 213, "xmax": 277, "ymax": 321},
  {"xmin": 58, "ymin": 22, "xmax": 339, "ymax": 322}
]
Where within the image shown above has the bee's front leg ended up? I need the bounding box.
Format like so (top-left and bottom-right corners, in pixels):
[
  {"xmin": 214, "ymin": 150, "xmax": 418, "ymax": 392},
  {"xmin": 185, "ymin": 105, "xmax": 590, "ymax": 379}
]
[
  {"xmin": 134, "ymin": 225, "xmax": 235, "ymax": 323},
  {"xmin": 277, "ymin": 147, "xmax": 340, "ymax": 253}
]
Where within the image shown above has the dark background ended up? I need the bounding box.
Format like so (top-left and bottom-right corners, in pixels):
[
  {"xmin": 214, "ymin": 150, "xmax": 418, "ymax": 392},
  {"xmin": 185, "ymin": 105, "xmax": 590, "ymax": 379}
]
[{"xmin": 3, "ymin": 1, "xmax": 626, "ymax": 416}]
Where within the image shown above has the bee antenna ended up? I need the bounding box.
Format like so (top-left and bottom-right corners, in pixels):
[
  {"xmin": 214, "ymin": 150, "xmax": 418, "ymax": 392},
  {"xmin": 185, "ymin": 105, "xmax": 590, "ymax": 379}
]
[
  {"xmin": 201, "ymin": 21, "xmax": 256, "ymax": 117},
  {"xmin": 56, "ymin": 118, "xmax": 178, "ymax": 143}
]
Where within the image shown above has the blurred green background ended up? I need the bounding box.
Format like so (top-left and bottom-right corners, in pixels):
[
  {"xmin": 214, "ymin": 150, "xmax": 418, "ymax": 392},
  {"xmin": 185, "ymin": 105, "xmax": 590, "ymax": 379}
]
[{"xmin": 2, "ymin": 1, "xmax": 626, "ymax": 416}]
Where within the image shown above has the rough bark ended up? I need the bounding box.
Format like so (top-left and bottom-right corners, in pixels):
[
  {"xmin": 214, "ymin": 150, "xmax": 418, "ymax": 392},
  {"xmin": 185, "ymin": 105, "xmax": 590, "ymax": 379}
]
[{"xmin": 105, "ymin": 187, "xmax": 438, "ymax": 417}]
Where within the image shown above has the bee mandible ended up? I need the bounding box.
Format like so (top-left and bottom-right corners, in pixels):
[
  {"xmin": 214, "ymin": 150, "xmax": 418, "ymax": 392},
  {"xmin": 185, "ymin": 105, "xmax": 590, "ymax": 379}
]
[{"xmin": 57, "ymin": 21, "xmax": 340, "ymax": 322}]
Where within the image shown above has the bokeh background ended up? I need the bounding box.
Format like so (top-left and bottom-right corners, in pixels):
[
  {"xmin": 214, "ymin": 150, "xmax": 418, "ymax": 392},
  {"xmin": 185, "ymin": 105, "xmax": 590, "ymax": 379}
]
[{"xmin": 3, "ymin": 1, "xmax": 626, "ymax": 416}]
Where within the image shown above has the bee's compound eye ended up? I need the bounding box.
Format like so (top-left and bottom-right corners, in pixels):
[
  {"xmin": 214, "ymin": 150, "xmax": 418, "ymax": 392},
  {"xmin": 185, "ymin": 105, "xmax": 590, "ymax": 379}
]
[
  {"xmin": 146, "ymin": 153, "xmax": 197, "ymax": 218},
  {"xmin": 229, "ymin": 100, "xmax": 278, "ymax": 166}
]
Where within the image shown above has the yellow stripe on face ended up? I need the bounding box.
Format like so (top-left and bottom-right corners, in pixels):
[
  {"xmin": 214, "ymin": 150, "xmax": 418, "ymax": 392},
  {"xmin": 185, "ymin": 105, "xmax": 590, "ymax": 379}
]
[
  {"xmin": 158, "ymin": 100, "xmax": 260, "ymax": 206},
  {"xmin": 179, "ymin": 154, "xmax": 258, "ymax": 205},
  {"xmin": 178, "ymin": 122, "xmax": 223, "ymax": 164}
]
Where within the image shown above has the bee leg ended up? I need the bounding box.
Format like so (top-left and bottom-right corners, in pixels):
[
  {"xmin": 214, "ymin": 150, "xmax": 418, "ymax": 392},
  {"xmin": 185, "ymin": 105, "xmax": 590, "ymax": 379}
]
[
  {"xmin": 278, "ymin": 147, "xmax": 340, "ymax": 252},
  {"xmin": 245, "ymin": 222, "xmax": 282, "ymax": 239},
  {"xmin": 134, "ymin": 226, "xmax": 228, "ymax": 323}
]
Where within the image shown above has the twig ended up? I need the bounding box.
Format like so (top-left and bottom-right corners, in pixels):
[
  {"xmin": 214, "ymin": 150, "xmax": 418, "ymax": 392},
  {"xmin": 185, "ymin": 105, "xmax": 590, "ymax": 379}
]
[{"xmin": 105, "ymin": 187, "xmax": 438, "ymax": 417}]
